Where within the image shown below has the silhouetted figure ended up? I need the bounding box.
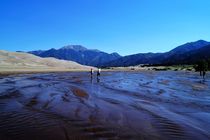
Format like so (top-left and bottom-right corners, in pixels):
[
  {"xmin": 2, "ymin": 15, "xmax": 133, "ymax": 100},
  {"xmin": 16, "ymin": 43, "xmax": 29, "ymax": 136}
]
[
  {"xmin": 203, "ymin": 71, "xmax": 206, "ymax": 80},
  {"xmin": 97, "ymin": 68, "xmax": 101, "ymax": 77},
  {"xmin": 195, "ymin": 60, "xmax": 208, "ymax": 80},
  {"xmin": 90, "ymin": 68, "xmax": 94, "ymax": 77}
]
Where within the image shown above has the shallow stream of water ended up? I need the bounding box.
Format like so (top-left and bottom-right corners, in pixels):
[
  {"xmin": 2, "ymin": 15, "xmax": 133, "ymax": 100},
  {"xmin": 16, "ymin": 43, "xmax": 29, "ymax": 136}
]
[{"xmin": 0, "ymin": 71, "xmax": 210, "ymax": 140}]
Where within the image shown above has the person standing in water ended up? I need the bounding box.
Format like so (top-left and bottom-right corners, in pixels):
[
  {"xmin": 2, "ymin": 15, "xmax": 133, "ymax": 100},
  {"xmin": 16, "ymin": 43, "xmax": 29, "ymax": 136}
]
[
  {"xmin": 90, "ymin": 68, "xmax": 94, "ymax": 77},
  {"xmin": 97, "ymin": 68, "xmax": 101, "ymax": 77},
  {"xmin": 203, "ymin": 71, "xmax": 206, "ymax": 80}
]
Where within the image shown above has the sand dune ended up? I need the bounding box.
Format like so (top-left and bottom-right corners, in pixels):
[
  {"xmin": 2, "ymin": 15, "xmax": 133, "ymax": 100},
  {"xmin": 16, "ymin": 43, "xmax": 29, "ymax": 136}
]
[{"xmin": 0, "ymin": 50, "xmax": 93, "ymax": 74}]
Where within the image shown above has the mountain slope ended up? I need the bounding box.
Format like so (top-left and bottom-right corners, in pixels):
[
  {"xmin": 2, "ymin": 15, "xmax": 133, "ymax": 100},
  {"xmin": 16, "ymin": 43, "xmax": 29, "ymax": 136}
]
[
  {"xmin": 102, "ymin": 53, "xmax": 164, "ymax": 67},
  {"xmin": 29, "ymin": 45, "xmax": 121, "ymax": 67},
  {"xmin": 102, "ymin": 40, "xmax": 210, "ymax": 67},
  {"xmin": 168, "ymin": 40, "xmax": 210, "ymax": 55},
  {"xmin": 0, "ymin": 50, "xmax": 92, "ymax": 70},
  {"xmin": 163, "ymin": 44, "xmax": 210, "ymax": 65}
]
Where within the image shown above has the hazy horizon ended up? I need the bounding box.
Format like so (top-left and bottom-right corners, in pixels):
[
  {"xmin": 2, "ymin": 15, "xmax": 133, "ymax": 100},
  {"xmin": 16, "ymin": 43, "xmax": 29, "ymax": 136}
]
[{"xmin": 1, "ymin": 0, "xmax": 210, "ymax": 55}]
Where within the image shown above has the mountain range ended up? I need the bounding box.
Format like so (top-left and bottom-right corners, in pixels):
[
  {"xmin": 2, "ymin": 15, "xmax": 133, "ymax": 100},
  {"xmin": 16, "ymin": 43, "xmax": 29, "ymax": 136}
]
[
  {"xmin": 102, "ymin": 40, "xmax": 210, "ymax": 67},
  {"xmin": 29, "ymin": 45, "xmax": 121, "ymax": 67},
  {"xmin": 28, "ymin": 40, "xmax": 210, "ymax": 67}
]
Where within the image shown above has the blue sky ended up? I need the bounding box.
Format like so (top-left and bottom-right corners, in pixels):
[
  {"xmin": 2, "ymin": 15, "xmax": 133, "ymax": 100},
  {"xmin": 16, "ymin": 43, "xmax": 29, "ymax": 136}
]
[{"xmin": 0, "ymin": 0, "xmax": 210, "ymax": 56}]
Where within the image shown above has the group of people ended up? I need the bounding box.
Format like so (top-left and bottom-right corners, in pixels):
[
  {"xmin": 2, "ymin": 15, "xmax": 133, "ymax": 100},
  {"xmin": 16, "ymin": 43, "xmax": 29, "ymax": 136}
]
[{"xmin": 90, "ymin": 68, "xmax": 101, "ymax": 77}]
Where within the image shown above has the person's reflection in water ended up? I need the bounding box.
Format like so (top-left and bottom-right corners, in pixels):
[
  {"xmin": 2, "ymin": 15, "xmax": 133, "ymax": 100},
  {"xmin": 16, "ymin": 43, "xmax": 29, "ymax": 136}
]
[
  {"xmin": 97, "ymin": 76, "xmax": 100, "ymax": 83},
  {"xmin": 90, "ymin": 75, "xmax": 93, "ymax": 83}
]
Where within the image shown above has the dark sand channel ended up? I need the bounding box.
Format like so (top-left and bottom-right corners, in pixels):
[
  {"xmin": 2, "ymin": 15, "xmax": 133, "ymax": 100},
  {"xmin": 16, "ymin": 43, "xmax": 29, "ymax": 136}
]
[{"xmin": 0, "ymin": 71, "xmax": 210, "ymax": 140}]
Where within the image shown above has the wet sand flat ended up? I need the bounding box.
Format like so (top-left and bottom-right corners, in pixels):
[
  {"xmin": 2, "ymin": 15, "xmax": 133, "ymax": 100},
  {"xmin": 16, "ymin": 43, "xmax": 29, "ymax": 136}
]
[{"xmin": 0, "ymin": 71, "xmax": 210, "ymax": 140}]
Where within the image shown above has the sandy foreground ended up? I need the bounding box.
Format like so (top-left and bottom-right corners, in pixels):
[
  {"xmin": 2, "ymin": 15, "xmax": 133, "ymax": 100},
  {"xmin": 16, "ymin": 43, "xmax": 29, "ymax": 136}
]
[{"xmin": 0, "ymin": 71, "xmax": 210, "ymax": 140}]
